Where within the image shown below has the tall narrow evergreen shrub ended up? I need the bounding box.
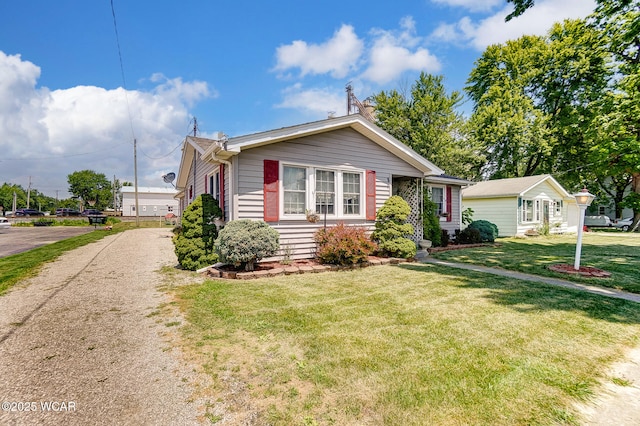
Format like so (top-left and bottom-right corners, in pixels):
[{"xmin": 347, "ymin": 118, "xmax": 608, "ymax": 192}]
[
  {"xmin": 372, "ymin": 195, "xmax": 417, "ymax": 259},
  {"xmin": 172, "ymin": 194, "xmax": 222, "ymax": 270}
]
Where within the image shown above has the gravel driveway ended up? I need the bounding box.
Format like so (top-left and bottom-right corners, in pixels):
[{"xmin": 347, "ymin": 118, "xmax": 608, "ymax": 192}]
[{"xmin": 0, "ymin": 228, "xmax": 206, "ymax": 425}]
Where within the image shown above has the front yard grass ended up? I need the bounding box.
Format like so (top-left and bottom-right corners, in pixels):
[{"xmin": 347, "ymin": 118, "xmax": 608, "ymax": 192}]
[
  {"xmin": 173, "ymin": 264, "xmax": 640, "ymax": 425},
  {"xmin": 431, "ymin": 233, "xmax": 640, "ymax": 294}
]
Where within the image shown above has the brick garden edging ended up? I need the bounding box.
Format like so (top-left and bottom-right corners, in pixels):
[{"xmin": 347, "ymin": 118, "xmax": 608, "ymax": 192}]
[{"xmin": 204, "ymin": 257, "xmax": 409, "ymax": 280}]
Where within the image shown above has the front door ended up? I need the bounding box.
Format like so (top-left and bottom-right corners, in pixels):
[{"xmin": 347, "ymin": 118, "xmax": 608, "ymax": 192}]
[{"xmin": 543, "ymin": 201, "xmax": 550, "ymax": 225}]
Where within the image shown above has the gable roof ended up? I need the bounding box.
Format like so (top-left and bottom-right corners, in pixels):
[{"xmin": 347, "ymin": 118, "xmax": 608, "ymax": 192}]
[
  {"xmin": 205, "ymin": 114, "xmax": 444, "ymax": 176},
  {"xmin": 175, "ymin": 137, "xmax": 218, "ymax": 188},
  {"xmin": 462, "ymin": 175, "xmax": 572, "ymax": 199}
]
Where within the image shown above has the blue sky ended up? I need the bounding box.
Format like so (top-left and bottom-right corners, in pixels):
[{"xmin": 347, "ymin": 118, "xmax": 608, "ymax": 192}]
[{"xmin": 0, "ymin": 0, "xmax": 595, "ymax": 199}]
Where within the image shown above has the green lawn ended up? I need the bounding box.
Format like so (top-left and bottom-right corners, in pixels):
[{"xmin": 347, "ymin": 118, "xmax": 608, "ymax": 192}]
[
  {"xmin": 172, "ymin": 263, "xmax": 640, "ymax": 425},
  {"xmin": 431, "ymin": 233, "xmax": 640, "ymax": 294}
]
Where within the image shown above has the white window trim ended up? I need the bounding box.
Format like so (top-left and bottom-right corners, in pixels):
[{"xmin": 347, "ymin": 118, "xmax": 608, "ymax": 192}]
[
  {"xmin": 521, "ymin": 198, "xmax": 545, "ymax": 223},
  {"xmin": 279, "ymin": 162, "xmax": 366, "ymax": 220},
  {"xmin": 428, "ymin": 185, "xmax": 448, "ymax": 222}
]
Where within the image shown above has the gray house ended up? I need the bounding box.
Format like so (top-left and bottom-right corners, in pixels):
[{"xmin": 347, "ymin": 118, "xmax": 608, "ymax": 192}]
[{"xmin": 176, "ymin": 114, "xmax": 466, "ymax": 259}]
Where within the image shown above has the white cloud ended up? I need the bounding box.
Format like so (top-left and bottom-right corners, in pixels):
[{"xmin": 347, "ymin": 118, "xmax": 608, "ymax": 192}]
[
  {"xmin": 362, "ymin": 17, "xmax": 441, "ymax": 84},
  {"xmin": 275, "ymin": 83, "xmax": 345, "ymax": 118},
  {"xmin": 430, "ymin": 0, "xmax": 596, "ymax": 50},
  {"xmin": 431, "ymin": 0, "xmax": 502, "ymax": 12},
  {"xmin": 273, "ymin": 17, "xmax": 440, "ymax": 86},
  {"xmin": 363, "ymin": 17, "xmax": 441, "ymax": 84},
  {"xmin": 273, "ymin": 25, "xmax": 364, "ymax": 79},
  {"xmin": 0, "ymin": 51, "xmax": 211, "ymax": 198}
]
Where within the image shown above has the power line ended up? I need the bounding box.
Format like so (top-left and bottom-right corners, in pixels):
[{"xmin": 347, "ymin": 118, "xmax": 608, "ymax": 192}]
[{"xmin": 110, "ymin": 0, "xmax": 136, "ymax": 142}]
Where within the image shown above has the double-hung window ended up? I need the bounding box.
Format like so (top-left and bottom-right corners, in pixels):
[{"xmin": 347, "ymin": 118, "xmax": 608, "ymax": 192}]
[
  {"xmin": 283, "ymin": 166, "xmax": 307, "ymax": 215},
  {"xmin": 315, "ymin": 169, "xmax": 335, "ymax": 215},
  {"xmin": 430, "ymin": 186, "xmax": 445, "ymax": 219},
  {"xmin": 342, "ymin": 172, "xmax": 361, "ymax": 215},
  {"xmin": 522, "ymin": 199, "xmax": 534, "ymax": 222}
]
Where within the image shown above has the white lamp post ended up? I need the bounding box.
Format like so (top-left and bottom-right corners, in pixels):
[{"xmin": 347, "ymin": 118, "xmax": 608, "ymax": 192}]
[{"xmin": 573, "ymin": 188, "xmax": 595, "ymax": 270}]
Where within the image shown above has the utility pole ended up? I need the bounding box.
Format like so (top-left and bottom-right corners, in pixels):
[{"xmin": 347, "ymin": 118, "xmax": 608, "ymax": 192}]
[
  {"xmin": 113, "ymin": 175, "xmax": 117, "ymax": 215},
  {"xmin": 26, "ymin": 176, "xmax": 32, "ymax": 208},
  {"xmin": 134, "ymin": 139, "xmax": 139, "ymax": 226}
]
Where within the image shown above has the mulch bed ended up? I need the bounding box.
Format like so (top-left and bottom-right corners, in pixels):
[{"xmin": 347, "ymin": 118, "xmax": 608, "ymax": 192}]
[
  {"xmin": 205, "ymin": 256, "xmax": 408, "ymax": 280},
  {"xmin": 548, "ymin": 264, "xmax": 612, "ymax": 278}
]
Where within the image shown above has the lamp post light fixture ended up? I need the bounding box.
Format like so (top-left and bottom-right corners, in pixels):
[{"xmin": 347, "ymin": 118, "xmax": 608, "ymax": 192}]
[{"xmin": 573, "ymin": 187, "xmax": 595, "ymax": 270}]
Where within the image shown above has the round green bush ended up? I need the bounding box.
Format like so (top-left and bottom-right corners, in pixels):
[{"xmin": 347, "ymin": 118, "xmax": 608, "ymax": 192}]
[
  {"xmin": 467, "ymin": 220, "xmax": 499, "ymax": 243},
  {"xmin": 214, "ymin": 219, "xmax": 279, "ymax": 271}
]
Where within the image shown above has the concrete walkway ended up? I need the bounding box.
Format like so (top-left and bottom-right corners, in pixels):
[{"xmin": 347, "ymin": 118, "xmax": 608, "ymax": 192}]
[
  {"xmin": 420, "ymin": 257, "xmax": 640, "ymax": 304},
  {"xmin": 419, "ymin": 255, "xmax": 640, "ymax": 425}
]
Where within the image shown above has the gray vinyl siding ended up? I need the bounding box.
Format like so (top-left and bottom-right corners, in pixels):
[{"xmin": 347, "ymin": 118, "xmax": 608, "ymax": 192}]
[
  {"xmin": 440, "ymin": 185, "xmax": 462, "ymax": 235},
  {"xmin": 183, "ymin": 154, "xmax": 218, "ymax": 207},
  {"xmin": 234, "ymin": 127, "xmax": 423, "ymax": 259}
]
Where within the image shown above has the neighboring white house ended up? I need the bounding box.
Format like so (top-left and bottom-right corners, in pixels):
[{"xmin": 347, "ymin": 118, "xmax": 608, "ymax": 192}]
[
  {"xmin": 121, "ymin": 186, "xmax": 179, "ymax": 217},
  {"xmin": 461, "ymin": 175, "xmax": 578, "ymax": 237},
  {"xmin": 175, "ymin": 114, "xmax": 471, "ymax": 259}
]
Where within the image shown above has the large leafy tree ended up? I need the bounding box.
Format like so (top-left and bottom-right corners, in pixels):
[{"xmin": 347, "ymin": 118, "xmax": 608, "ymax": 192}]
[
  {"xmin": 466, "ymin": 20, "xmax": 610, "ymax": 182},
  {"xmin": 67, "ymin": 170, "xmax": 113, "ymax": 211},
  {"xmin": 0, "ymin": 183, "xmax": 27, "ymax": 214},
  {"xmin": 373, "ymin": 72, "xmax": 484, "ymax": 180},
  {"xmin": 584, "ymin": 0, "xmax": 640, "ymax": 228}
]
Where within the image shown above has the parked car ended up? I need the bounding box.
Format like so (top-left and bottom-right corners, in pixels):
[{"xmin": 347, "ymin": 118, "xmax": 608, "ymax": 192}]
[
  {"xmin": 614, "ymin": 217, "xmax": 634, "ymax": 232},
  {"xmin": 81, "ymin": 209, "xmax": 102, "ymax": 216},
  {"xmin": 0, "ymin": 217, "xmax": 11, "ymax": 229},
  {"xmin": 56, "ymin": 208, "xmax": 81, "ymax": 216},
  {"xmin": 14, "ymin": 208, "xmax": 45, "ymax": 217},
  {"xmin": 584, "ymin": 215, "xmax": 613, "ymax": 227}
]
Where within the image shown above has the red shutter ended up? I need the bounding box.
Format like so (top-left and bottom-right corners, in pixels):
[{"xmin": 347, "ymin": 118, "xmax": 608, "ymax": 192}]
[
  {"xmin": 219, "ymin": 164, "xmax": 225, "ymax": 219},
  {"xmin": 446, "ymin": 185, "xmax": 452, "ymax": 222},
  {"xmin": 204, "ymin": 174, "xmax": 208, "ymax": 194},
  {"xmin": 264, "ymin": 160, "xmax": 279, "ymax": 222},
  {"xmin": 366, "ymin": 170, "xmax": 376, "ymax": 220}
]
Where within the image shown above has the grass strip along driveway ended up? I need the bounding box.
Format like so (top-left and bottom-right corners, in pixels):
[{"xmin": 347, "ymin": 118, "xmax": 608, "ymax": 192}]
[
  {"xmin": 0, "ymin": 221, "xmax": 171, "ymax": 295},
  {"xmin": 430, "ymin": 233, "xmax": 640, "ymax": 294},
  {"xmin": 173, "ymin": 259, "xmax": 640, "ymax": 425}
]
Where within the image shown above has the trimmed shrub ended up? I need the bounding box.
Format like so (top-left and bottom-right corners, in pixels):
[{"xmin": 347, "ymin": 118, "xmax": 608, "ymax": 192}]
[
  {"xmin": 214, "ymin": 219, "xmax": 279, "ymax": 271},
  {"xmin": 467, "ymin": 220, "xmax": 499, "ymax": 243},
  {"xmin": 173, "ymin": 194, "xmax": 222, "ymax": 270},
  {"xmin": 456, "ymin": 227, "xmax": 482, "ymax": 244},
  {"xmin": 440, "ymin": 229, "xmax": 450, "ymax": 247},
  {"xmin": 372, "ymin": 196, "xmax": 417, "ymax": 259},
  {"xmin": 314, "ymin": 223, "xmax": 377, "ymax": 266}
]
